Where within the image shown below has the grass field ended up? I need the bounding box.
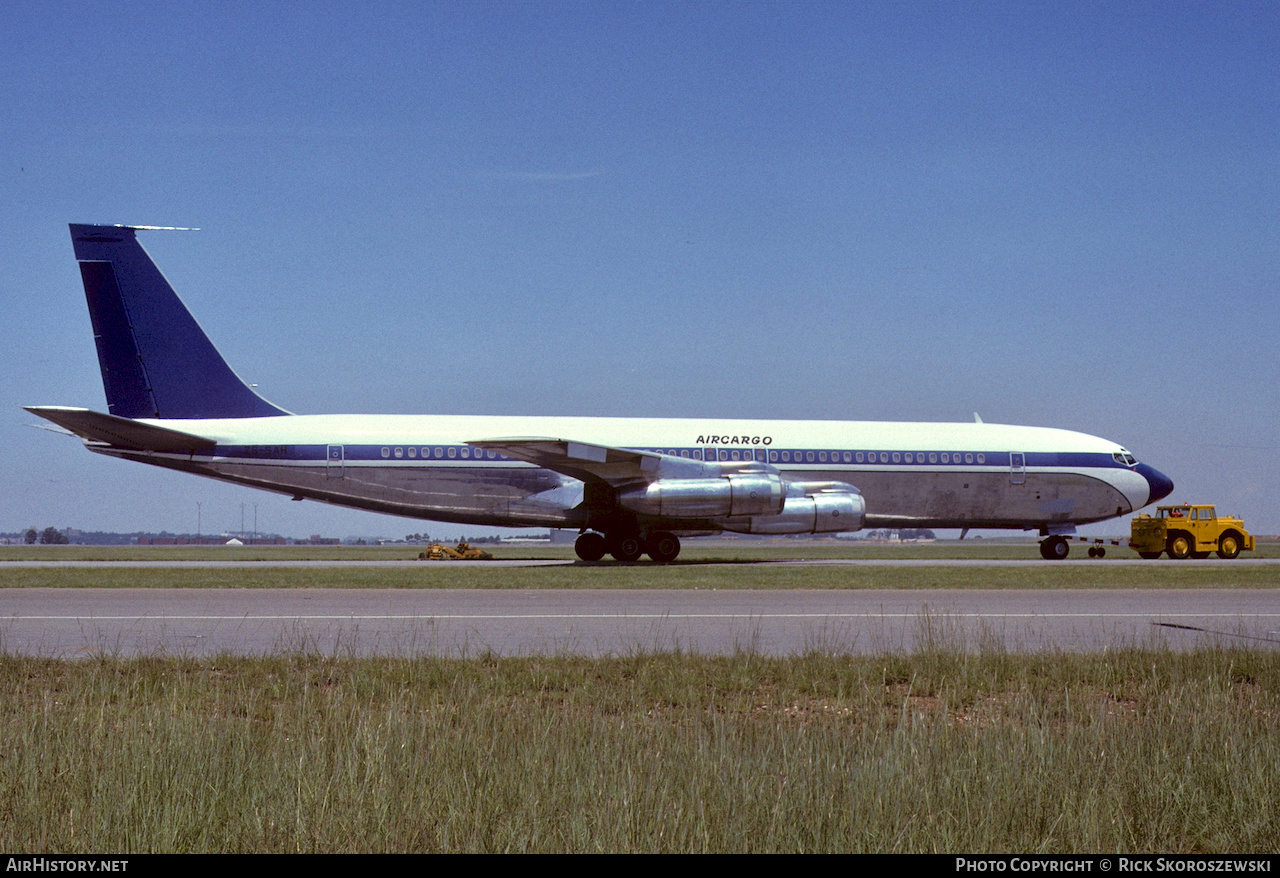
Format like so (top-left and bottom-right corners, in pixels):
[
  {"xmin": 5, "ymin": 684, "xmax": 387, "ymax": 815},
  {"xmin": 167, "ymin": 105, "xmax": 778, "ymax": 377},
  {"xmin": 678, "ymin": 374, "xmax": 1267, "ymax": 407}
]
[
  {"xmin": 2, "ymin": 563, "xmax": 1278, "ymax": 590},
  {"xmin": 1, "ymin": 540, "xmax": 1277, "ymax": 590},
  {"xmin": 2, "ymin": 647, "xmax": 1277, "ymax": 853},
  {"xmin": 3, "ymin": 539, "xmax": 1279, "ymax": 563},
  {"xmin": 3, "ymin": 542, "xmax": 1275, "ymax": 852}
]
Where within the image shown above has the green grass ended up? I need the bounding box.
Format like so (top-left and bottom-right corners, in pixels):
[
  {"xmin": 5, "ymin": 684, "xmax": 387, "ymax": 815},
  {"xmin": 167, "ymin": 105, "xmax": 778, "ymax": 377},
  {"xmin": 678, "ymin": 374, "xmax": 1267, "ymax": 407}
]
[
  {"xmin": 0, "ymin": 560, "xmax": 1275, "ymax": 589},
  {"xmin": 1, "ymin": 539, "xmax": 1277, "ymax": 590},
  {"xmin": 2, "ymin": 648, "xmax": 1277, "ymax": 852},
  {"xmin": 3, "ymin": 539, "xmax": 1277, "ymax": 563}
]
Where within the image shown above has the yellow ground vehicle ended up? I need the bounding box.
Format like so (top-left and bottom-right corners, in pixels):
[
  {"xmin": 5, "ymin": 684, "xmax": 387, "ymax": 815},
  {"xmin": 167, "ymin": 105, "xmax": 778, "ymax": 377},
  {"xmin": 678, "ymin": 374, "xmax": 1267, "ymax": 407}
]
[
  {"xmin": 1129, "ymin": 504, "xmax": 1254, "ymax": 559},
  {"xmin": 419, "ymin": 541, "xmax": 494, "ymax": 561}
]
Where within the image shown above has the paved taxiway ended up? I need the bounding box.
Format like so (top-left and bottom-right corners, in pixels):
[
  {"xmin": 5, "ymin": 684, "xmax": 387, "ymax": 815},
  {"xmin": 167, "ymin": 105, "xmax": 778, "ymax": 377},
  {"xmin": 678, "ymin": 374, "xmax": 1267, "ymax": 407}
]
[{"xmin": 2, "ymin": 587, "xmax": 1276, "ymax": 657}]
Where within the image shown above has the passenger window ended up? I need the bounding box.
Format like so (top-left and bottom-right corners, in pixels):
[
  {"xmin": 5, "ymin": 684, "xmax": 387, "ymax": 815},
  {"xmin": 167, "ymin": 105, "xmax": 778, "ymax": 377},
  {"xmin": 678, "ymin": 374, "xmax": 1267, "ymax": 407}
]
[
  {"xmin": 447, "ymin": 448, "xmax": 457, "ymax": 459},
  {"xmin": 819, "ymin": 452, "xmax": 827, "ymax": 462},
  {"xmin": 407, "ymin": 447, "xmax": 416, "ymax": 458},
  {"xmin": 381, "ymin": 447, "xmax": 390, "ymax": 459},
  {"xmin": 965, "ymin": 453, "xmax": 974, "ymax": 464},
  {"xmin": 843, "ymin": 452, "xmax": 851, "ymax": 462},
  {"xmin": 434, "ymin": 448, "xmax": 443, "ymax": 458},
  {"xmin": 880, "ymin": 453, "xmax": 888, "ymax": 463},
  {"xmin": 806, "ymin": 451, "xmax": 815, "ymax": 462},
  {"xmin": 855, "ymin": 452, "xmax": 864, "ymax": 462},
  {"xmin": 977, "ymin": 454, "xmax": 985, "ymax": 464},
  {"xmin": 929, "ymin": 453, "xmax": 937, "ymax": 463}
]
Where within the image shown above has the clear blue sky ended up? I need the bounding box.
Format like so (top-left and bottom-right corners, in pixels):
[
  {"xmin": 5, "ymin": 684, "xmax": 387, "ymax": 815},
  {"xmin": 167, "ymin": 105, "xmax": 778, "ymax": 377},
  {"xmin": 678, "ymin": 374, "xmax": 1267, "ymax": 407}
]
[{"xmin": 4, "ymin": 1, "xmax": 1277, "ymax": 540}]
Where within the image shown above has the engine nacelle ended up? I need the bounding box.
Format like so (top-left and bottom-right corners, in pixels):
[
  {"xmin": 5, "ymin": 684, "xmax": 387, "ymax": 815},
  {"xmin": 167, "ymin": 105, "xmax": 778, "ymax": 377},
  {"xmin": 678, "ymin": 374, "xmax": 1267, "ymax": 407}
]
[
  {"xmin": 617, "ymin": 473, "xmax": 785, "ymax": 519},
  {"xmin": 722, "ymin": 490, "xmax": 865, "ymax": 535}
]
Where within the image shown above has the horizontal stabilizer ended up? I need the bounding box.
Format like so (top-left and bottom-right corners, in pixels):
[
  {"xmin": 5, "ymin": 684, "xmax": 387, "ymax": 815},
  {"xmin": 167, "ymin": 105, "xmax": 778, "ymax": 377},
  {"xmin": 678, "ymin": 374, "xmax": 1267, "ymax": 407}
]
[{"xmin": 24, "ymin": 406, "xmax": 215, "ymax": 453}]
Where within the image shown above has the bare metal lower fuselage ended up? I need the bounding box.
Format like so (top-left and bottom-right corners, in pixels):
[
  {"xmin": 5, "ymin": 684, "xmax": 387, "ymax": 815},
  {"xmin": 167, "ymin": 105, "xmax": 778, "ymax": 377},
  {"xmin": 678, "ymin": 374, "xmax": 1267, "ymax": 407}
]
[{"xmin": 86, "ymin": 412, "xmax": 1158, "ymax": 535}]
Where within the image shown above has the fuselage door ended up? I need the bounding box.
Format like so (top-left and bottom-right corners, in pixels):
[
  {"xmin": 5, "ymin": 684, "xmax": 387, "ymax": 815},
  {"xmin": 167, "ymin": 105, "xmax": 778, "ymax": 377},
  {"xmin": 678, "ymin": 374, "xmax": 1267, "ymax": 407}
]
[
  {"xmin": 1009, "ymin": 452, "xmax": 1026, "ymax": 485},
  {"xmin": 327, "ymin": 445, "xmax": 344, "ymax": 479}
]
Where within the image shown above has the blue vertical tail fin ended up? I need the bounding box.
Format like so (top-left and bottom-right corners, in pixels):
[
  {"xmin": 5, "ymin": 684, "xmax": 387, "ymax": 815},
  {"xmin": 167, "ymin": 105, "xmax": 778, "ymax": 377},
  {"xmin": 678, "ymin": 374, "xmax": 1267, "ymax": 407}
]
[{"xmin": 69, "ymin": 224, "xmax": 289, "ymax": 419}]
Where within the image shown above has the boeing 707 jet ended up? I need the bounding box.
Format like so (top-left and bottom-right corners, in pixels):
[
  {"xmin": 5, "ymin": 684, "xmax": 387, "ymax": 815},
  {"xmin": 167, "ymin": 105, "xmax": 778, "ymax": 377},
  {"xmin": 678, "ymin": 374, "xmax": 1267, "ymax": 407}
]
[{"xmin": 27, "ymin": 224, "xmax": 1174, "ymax": 561}]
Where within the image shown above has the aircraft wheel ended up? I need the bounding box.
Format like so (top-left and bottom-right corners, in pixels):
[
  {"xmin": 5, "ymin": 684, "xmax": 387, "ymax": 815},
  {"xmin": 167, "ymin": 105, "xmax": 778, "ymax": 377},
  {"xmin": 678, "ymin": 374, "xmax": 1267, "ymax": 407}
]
[
  {"xmin": 1088, "ymin": 546, "xmax": 1098, "ymax": 558},
  {"xmin": 610, "ymin": 535, "xmax": 644, "ymax": 563},
  {"xmin": 646, "ymin": 532, "xmax": 681, "ymax": 563},
  {"xmin": 1138, "ymin": 551, "xmax": 1162, "ymax": 560},
  {"xmin": 1217, "ymin": 533, "xmax": 1241, "ymax": 560},
  {"xmin": 1167, "ymin": 533, "xmax": 1192, "ymax": 559},
  {"xmin": 1040, "ymin": 537, "xmax": 1069, "ymax": 560},
  {"xmin": 575, "ymin": 532, "xmax": 607, "ymax": 562}
]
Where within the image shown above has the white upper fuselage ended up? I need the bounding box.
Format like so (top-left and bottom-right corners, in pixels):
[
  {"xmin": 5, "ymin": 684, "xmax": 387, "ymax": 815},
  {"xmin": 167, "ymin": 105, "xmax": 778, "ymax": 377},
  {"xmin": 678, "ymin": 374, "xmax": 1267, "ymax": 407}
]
[{"xmin": 98, "ymin": 413, "xmax": 1162, "ymax": 531}]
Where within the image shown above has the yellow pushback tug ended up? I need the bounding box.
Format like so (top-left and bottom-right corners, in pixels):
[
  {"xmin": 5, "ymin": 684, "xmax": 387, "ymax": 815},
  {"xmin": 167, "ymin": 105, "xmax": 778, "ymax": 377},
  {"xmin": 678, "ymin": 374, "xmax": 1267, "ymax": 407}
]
[
  {"xmin": 1128, "ymin": 504, "xmax": 1254, "ymax": 560},
  {"xmin": 419, "ymin": 542, "xmax": 494, "ymax": 561}
]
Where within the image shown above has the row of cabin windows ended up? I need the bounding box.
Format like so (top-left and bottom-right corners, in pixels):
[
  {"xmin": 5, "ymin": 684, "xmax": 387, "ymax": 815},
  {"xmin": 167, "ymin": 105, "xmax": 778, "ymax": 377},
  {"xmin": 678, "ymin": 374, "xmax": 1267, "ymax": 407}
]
[
  {"xmin": 377, "ymin": 446, "xmax": 990, "ymax": 464},
  {"xmin": 380, "ymin": 447, "xmax": 503, "ymax": 460},
  {"xmin": 778, "ymin": 450, "xmax": 985, "ymax": 464}
]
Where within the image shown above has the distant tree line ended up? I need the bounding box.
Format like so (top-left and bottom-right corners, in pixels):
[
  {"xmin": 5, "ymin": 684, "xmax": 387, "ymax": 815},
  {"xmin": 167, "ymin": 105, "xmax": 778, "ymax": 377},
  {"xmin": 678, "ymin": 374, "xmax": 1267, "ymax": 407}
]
[{"xmin": 23, "ymin": 527, "xmax": 69, "ymax": 545}]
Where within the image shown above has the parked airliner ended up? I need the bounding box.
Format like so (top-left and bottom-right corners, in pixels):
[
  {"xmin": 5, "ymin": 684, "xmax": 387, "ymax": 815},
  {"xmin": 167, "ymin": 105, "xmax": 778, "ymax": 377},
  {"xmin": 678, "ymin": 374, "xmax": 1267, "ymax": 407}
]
[{"xmin": 27, "ymin": 224, "xmax": 1173, "ymax": 561}]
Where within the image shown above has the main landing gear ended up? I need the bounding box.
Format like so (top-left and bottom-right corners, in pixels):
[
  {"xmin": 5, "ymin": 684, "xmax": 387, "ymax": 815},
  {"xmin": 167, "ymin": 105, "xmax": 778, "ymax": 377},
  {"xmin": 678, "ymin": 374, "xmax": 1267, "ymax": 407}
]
[{"xmin": 575, "ymin": 530, "xmax": 681, "ymax": 563}]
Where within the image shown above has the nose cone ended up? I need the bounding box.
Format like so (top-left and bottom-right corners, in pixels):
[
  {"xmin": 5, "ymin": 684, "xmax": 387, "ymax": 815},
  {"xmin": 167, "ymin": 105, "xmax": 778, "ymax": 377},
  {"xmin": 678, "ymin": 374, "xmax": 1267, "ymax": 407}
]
[{"xmin": 1135, "ymin": 463, "xmax": 1174, "ymax": 506}]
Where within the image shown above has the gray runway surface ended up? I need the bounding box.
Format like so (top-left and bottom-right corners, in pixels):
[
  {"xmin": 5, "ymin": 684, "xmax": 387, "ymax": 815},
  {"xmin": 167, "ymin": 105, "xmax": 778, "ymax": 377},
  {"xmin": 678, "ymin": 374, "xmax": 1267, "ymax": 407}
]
[
  {"xmin": 5, "ymin": 557, "xmax": 1280, "ymax": 568},
  {"xmin": 2, "ymin": 587, "xmax": 1276, "ymax": 657}
]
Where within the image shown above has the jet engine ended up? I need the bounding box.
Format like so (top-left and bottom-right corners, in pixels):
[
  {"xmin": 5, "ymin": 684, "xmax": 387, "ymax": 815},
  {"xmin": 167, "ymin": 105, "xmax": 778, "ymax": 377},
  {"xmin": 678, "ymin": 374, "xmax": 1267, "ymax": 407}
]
[
  {"xmin": 720, "ymin": 481, "xmax": 865, "ymax": 535},
  {"xmin": 617, "ymin": 473, "xmax": 785, "ymax": 518}
]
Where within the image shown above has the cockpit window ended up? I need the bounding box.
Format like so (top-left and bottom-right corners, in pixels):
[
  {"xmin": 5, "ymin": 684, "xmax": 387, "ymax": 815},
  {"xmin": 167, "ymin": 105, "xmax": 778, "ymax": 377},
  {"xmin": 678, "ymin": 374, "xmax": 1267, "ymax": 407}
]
[{"xmin": 1113, "ymin": 450, "xmax": 1138, "ymax": 467}]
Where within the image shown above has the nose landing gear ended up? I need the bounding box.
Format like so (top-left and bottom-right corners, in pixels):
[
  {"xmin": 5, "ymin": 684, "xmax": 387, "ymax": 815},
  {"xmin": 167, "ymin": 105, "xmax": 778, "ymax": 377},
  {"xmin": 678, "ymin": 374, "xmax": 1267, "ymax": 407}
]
[{"xmin": 1039, "ymin": 536, "xmax": 1070, "ymax": 560}]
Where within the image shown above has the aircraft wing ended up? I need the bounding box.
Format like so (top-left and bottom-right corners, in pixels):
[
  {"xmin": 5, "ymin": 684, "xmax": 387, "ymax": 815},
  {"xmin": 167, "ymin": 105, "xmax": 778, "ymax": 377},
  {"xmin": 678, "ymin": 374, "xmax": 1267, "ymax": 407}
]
[
  {"xmin": 25, "ymin": 406, "xmax": 215, "ymax": 454},
  {"xmin": 469, "ymin": 437, "xmax": 706, "ymax": 486}
]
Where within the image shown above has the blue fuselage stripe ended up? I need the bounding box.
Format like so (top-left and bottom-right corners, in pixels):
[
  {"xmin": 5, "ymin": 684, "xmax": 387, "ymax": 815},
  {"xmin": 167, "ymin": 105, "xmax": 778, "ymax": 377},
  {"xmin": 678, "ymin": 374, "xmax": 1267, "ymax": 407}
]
[{"xmin": 209, "ymin": 444, "xmax": 1137, "ymax": 472}]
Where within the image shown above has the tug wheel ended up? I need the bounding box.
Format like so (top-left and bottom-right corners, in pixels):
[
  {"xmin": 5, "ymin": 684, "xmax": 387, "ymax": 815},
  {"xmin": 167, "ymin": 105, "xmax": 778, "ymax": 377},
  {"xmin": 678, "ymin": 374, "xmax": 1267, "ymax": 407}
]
[
  {"xmin": 1217, "ymin": 534, "xmax": 1241, "ymax": 560},
  {"xmin": 1167, "ymin": 533, "xmax": 1192, "ymax": 560}
]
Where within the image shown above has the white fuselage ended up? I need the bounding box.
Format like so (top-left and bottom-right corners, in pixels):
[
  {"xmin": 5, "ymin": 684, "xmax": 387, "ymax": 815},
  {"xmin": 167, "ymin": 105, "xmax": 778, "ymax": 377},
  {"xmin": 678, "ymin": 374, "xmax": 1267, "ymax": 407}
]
[{"xmin": 92, "ymin": 413, "xmax": 1161, "ymax": 532}]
